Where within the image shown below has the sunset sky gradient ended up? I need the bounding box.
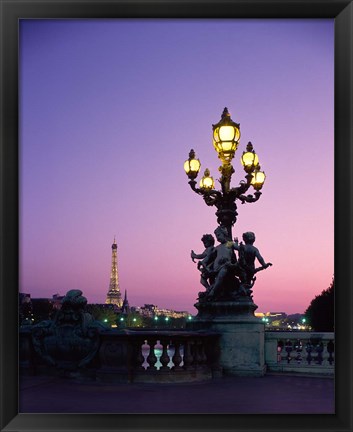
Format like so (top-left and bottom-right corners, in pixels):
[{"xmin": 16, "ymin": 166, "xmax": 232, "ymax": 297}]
[{"xmin": 19, "ymin": 19, "xmax": 334, "ymax": 314}]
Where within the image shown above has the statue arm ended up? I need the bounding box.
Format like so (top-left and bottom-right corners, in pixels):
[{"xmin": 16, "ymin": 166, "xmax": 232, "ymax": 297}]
[
  {"xmin": 191, "ymin": 249, "xmax": 207, "ymax": 260},
  {"xmin": 200, "ymin": 248, "xmax": 216, "ymax": 268},
  {"xmin": 255, "ymin": 248, "xmax": 272, "ymax": 268}
]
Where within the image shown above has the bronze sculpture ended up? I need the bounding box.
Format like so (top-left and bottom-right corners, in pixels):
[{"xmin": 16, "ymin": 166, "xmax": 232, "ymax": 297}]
[
  {"xmin": 192, "ymin": 228, "xmax": 272, "ymax": 303},
  {"xmin": 31, "ymin": 289, "xmax": 107, "ymax": 373},
  {"xmin": 191, "ymin": 234, "xmax": 215, "ymax": 291}
]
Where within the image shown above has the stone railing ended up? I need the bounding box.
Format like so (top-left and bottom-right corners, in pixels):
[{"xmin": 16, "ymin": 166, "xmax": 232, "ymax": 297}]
[
  {"xmin": 97, "ymin": 329, "xmax": 221, "ymax": 383},
  {"xmin": 20, "ymin": 326, "xmax": 335, "ymax": 380},
  {"xmin": 19, "ymin": 328, "xmax": 221, "ymax": 383},
  {"xmin": 264, "ymin": 331, "xmax": 334, "ymax": 376}
]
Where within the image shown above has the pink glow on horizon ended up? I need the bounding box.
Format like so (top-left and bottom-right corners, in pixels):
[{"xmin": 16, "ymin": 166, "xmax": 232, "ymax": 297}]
[{"xmin": 19, "ymin": 19, "xmax": 334, "ymax": 314}]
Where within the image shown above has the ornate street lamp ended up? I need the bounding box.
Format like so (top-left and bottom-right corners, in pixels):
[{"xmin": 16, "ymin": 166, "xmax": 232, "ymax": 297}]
[
  {"xmin": 241, "ymin": 142, "xmax": 259, "ymax": 173},
  {"xmin": 212, "ymin": 107, "xmax": 240, "ymax": 163},
  {"xmin": 251, "ymin": 166, "xmax": 266, "ymax": 191},
  {"xmin": 184, "ymin": 107, "xmax": 266, "ymax": 238},
  {"xmin": 199, "ymin": 168, "xmax": 215, "ymax": 190},
  {"xmin": 183, "ymin": 149, "xmax": 201, "ymax": 180}
]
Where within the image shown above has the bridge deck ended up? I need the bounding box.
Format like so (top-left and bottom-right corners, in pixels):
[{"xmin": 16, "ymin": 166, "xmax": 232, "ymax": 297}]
[{"xmin": 19, "ymin": 373, "xmax": 334, "ymax": 414}]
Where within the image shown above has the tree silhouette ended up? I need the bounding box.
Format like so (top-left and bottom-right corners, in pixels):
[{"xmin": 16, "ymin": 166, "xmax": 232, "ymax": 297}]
[
  {"xmin": 304, "ymin": 278, "xmax": 334, "ymax": 331},
  {"xmin": 85, "ymin": 304, "xmax": 117, "ymax": 326}
]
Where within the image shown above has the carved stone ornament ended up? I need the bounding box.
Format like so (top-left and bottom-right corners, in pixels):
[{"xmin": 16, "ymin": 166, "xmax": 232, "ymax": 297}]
[{"xmin": 31, "ymin": 289, "xmax": 106, "ymax": 372}]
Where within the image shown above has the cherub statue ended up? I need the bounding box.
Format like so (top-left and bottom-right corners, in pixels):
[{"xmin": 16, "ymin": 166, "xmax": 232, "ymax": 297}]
[
  {"xmin": 192, "ymin": 228, "xmax": 272, "ymax": 303},
  {"xmin": 233, "ymin": 232, "xmax": 272, "ymax": 295},
  {"xmin": 205, "ymin": 226, "xmax": 238, "ymax": 299},
  {"xmin": 191, "ymin": 234, "xmax": 215, "ymax": 291}
]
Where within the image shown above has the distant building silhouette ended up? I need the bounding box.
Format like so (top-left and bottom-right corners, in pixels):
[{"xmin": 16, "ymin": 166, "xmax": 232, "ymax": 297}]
[
  {"xmin": 121, "ymin": 290, "xmax": 130, "ymax": 315},
  {"xmin": 105, "ymin": 237, "xmax": 123, "ymax": 307}
]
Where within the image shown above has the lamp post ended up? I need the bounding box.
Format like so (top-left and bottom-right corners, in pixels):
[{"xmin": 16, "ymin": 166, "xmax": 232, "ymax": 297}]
[
  {"xmin": 184, "ymin": 107, "xmax": 266, "ymax": 238},
  {"xmin": 184, "ymin": 109, "xmax": 271, "ymax": 377}
]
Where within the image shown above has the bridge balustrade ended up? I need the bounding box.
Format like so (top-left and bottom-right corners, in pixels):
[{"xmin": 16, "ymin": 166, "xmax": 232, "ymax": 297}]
[
  {"xmin": 20, "ymin": 328, "xmax": 221, "ymax": 383},
  {"xmin": 264, "ymin": 331, "xmax": 334, "ymax": 376}
]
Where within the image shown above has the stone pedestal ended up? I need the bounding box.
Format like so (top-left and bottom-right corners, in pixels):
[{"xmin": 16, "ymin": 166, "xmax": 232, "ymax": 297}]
[{"xmin": 191, "ymin": 299, "xmax": 266, "ymax": 376}]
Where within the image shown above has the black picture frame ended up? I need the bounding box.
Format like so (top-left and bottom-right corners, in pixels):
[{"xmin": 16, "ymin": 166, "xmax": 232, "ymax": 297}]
[{"xmin": 1, "ymin": 1, "xmax": 352, "ymax": 431}]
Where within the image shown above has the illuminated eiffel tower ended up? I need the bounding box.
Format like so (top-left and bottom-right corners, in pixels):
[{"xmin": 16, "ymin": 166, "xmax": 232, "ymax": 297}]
[{"xmin": 105, "ymin": 237, "xmax": 123, "ymax": 307}]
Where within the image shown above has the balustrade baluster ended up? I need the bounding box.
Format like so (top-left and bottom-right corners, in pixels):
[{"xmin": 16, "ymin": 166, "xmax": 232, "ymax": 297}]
[
  {"xmin": 183, "ymin": 339, "xmax": 194, "ymax": 370},
  {"xmin": 146, "ymin": 338, "xmax": 158, "ymax": 370},
  {"xmin": 305, "ymin": 341, "xmax": 313, "ymax": 365},
  {"xmin": 315, "ymin": 342, "xmax": 324, "ymax": 365},
  {"xmin": 294, "ymin": 339, "xmax": 303, "ymax": 364},
  {"xmin": 321, "ymin": 341, "xmax": 328, "ymax": 366},
  {"xmin": 159, "ymin": 338, "xmax": 170, "ymax": 370},
  {"xmin": 285, "ymin": 340, "xmax": 293, "ymax": 364},
  {"xmin": 327, "ymin": 340, "xmax": 334, "ymax": 365},
  {"xmin": 172, "ymin": 340, "xmax": 183, "ymax": 370},
  {"xmin": 134, "ymin": 338, "xmax": 145, "ymax": 370},
  {"xmin": 277, "ymin": 340, "xmax": 284, "ymax": 363}
]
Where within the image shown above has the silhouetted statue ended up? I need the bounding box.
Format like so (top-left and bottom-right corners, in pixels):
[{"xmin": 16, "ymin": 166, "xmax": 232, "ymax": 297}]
[
  {"xmin": 205, "ymin": 226, "xmax": 238, "ymax": 299},
  {"xmin": 192, "ymin": 227, "xmax": 272, "ymax": 303},
  {"xmin": 234, "ymin": 232, "xmax": 272, "ymax": 296},
  {"xmin": 31, "ymin": 289, "xmax": 107, "ymax": 374},
  {"xmin": 191, "ymin": 234, "xmax": 215, "ymax": 291}
]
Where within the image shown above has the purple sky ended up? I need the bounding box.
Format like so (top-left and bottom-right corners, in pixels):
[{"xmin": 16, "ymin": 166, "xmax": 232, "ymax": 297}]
[{"xmin": 19, "ymin": 19, "xmax": 334, "ymax": 314}]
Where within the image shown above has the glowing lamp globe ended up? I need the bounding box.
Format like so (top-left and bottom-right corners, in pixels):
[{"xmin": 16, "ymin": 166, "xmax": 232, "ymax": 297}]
[
  {"xmin": 241, "ymin": 142, "xmax": 259, "ymax": 173},
  {"xmin": 212, "ymin": 107, "xmax": 240, "ymax": 163},
  {"xmin": 251, "ymin": 167, "xmax": 266, "ymax": 191},
  {"xmin": 199, "ymin": 168, "xmax": 215, "ymax": 190},
  {"xmin": 184, "ymin": 149, "xmax": 201, "ymax": 180}
]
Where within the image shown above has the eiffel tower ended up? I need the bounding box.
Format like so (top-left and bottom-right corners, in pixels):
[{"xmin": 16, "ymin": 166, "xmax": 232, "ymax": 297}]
[{"xmin": 105, "ymin": 237, "xmax": 123, "ymax": 307}]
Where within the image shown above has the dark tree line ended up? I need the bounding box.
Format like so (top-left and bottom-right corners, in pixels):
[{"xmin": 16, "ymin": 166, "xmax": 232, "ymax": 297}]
[{"xmin": 304, "ymin": 278, "xmax": 334, "ymax": 332}]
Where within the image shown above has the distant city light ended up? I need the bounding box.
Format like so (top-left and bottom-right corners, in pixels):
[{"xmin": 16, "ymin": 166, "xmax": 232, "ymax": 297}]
[
  {"xmin": 165, "ymin": 317, "xmax": 169, "ymax": 321},
  {"xmin": 188, "ymin": 316, "xmax": 192, "ymax": 320},
  {"xmin": 154, "ymin": 316, "xmax": 158, "ymax": 320},
  {"xmin": 103, "ymin": 318, "xmax": 108, "ymax": 322},
  {"xmin": 133, "ymin": 318, "xmax": 137, "ymax": 322},
  {"xmin": 120, "ymin": 317, "xmax": 124, "ymax": 321}
]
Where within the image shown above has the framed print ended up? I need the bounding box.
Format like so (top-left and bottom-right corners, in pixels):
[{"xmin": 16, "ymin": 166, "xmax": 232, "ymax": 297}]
[{"xmin": 1, "ymin": 1, "xmax": 352, "ymax": 431}]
